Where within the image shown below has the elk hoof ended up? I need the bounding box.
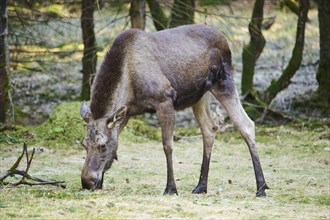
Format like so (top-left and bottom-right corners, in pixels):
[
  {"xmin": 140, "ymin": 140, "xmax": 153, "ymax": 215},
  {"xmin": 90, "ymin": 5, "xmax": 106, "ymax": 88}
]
[
  {"xmin": 163, "ymin": 187, "xmax": 178, "ymax": 195},
  {"xmin": 256, "ymin": 183, "xmax": 270, "ymax": 197},
  {"xmin": 192, "ymin": 183, "xmax": 207, "ymax": 194},
  {"xmin": 256, "ymin": 191, "xmax": 266, "ymax": 197}
]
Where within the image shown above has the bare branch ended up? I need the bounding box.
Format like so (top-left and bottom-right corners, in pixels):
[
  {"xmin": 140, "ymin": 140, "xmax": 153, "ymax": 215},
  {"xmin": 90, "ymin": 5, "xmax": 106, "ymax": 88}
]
[
  {"xmin": 0, "ymin": 143, "xmax": 25, "ymax": 182},
  {"xmin": 0, "ymin": 143, "xmax": 66, "ymax": 188}
]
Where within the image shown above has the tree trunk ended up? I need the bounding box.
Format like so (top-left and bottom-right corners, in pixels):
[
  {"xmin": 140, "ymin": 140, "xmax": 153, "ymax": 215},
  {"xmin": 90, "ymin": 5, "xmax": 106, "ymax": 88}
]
[
  {"xmin": 0, "ymin": 0, "xmax": 10, "ymax": 123},
  {"xmin": 316, "ymin": 0, "xmax": 330, "ymax": 105},
  {"xmin": 169, "ymin": 0, "xmax": 195, "ymax": 28},
  {"xmin": 241, "ymin": 0, "xmax": 265, "ymax": 96},
  {"xmin": 80, "ymin": 0, "xmax": 97, "ymax": 101},
  {"xmin": 146, "ymin": 0, "xmax": 168, "ymax": 31},
  {"xmin": 281, "ymin": 0, "xmax": 310, "ymax": 21},
  {"xmin": 263, "ymin": 0, "xmax": 309, "ymax": 104},
  {"xmin": 130, "ymin": 0, "xmax": 146, "ymax": 30},
  {"xmin": 281, "ymin": 0, "xmax": 300, "ymax": 16}
]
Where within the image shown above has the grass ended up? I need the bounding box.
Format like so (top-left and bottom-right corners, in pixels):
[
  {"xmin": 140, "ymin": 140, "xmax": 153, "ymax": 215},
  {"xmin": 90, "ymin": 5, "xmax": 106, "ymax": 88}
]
[{"xmin": 1, "ymin": 102, "xmax": 329, "ymax": 219}]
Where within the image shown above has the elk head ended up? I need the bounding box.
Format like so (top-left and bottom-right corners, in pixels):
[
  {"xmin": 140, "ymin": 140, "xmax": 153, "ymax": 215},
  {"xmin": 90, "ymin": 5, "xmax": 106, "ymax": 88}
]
[{"xmin": 80, "ymin": 102, "xmax": 127, "ymax": 190}]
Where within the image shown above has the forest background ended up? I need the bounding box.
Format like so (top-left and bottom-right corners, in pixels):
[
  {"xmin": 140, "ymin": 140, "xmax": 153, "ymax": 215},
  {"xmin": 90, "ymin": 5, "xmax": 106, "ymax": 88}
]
[{"xmin": 0, "ymin": 0, "xmax": 329, "ymax": 125}]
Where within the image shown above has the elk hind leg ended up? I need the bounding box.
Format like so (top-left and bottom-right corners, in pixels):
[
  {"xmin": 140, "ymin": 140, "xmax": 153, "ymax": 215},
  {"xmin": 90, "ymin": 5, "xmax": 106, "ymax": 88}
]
[
  {"xmin": 192, "ymin": 92, "xmax": 218, "ymax": 194},
  {"xmin": 211, "ymin": 86, "xmax": 269, "ymax": 197}
]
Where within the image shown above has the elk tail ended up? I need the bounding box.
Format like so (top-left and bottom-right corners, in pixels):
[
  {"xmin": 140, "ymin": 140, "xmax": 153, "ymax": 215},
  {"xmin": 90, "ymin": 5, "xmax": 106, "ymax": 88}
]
[{"xmin": 213, "ymin": 58, "xmax": 235, "ymax": 95}]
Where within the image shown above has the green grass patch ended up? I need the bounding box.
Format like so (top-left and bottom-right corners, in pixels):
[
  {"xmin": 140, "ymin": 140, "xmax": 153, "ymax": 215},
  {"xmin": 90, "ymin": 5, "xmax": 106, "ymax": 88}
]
[
  {"xmin": 121, "ymin": 117, "xmax": 161, "ymax": 143},
  {"xmin": 276, "ymin": 194, "xmax": 330, "ymax": 206},
  {"xmin": 0, "ymin": 102, "xmax": 164, "ymax": 148},
  {"xmin": 315, "ymin": 195, "xmax": 330, "ymax": 206},
  {"xmin": 32, "ymin": 102, "xmax": 85, "ymax": 147}
]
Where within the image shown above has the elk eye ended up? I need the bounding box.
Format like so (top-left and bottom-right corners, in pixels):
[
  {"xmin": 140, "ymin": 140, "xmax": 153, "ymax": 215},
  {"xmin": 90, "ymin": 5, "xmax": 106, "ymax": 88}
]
[{"xmin": 99, "ymin": 145, "xmax": 106, "ymax": 152}]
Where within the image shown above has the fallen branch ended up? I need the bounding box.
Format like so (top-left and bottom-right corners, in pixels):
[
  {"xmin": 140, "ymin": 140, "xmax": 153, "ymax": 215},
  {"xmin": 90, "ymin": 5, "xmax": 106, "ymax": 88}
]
[
  {"xmin": 242, "ymin": 91, "xmax": 293, "ymax": 123},
  {"xmin": 0, "ymin": 143, "xmax": 66, "ymax": 188},
  {"xmin": 256, "ymin": 107, "xmax": 293, "ymax": 123}
]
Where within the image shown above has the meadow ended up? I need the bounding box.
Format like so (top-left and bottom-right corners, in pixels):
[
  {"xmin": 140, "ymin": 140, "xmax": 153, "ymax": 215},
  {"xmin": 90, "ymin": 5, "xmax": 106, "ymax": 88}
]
[{"xmin": 0, "ymin": 103, "xmax": 329, "ymax": 219}]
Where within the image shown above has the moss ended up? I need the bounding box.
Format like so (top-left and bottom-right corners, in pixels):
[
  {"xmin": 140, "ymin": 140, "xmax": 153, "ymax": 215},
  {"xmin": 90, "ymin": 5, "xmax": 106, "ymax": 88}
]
[
  {"xmin": 241, "ymin": 44, "xmax": 257, "ymax": 95},
  {"xmin": 265, "ymin": 45, "xmax": 304, "ymax": 104},
  {"xmin": 175, "ymin": 127, "xmax": 200, "ymax": 138},
  {"xmin": 32, "ymin": 102, "xmax": 85, "ymax": 147},
  {"xmin": 121, "ymin": 117, "xmax": 161, "ymax": 143},
  {"xmin": 241, "ymin": 0, "xmax": 266, "ymax": 96},
  {"xmin": 0, "ymin": 125, "xmax": 34, "ymax": 146},
  {"xmin": 244, "ymin": 105, "xmax": 262, "ymax": 121},
  {"xmin": 0, "ymin": 133, "xmax": 21, "ymax": 144},
  {"xmin": 1, "ymin": 102, "xmax": 163, "ymax": 147},
  {"xmin": 12, "ymin": 107, "xmax": 33, "ymax": 125}
]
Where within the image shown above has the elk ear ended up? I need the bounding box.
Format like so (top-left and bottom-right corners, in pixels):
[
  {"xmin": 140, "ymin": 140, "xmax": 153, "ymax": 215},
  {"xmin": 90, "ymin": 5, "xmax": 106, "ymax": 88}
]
[
  {"xmin": 107, "ymin": 106, "xmax": 127, "ymax": 129},
  {"xmin": 80, "ymin": 102, "xmax": 92, "ymax": 123}
]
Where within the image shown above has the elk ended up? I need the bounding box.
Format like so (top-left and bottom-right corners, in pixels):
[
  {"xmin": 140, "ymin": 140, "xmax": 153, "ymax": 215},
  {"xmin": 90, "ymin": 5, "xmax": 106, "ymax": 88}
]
[{"xmin": 80, "ymin": 24, "xmax": 269, "ymax": 196}]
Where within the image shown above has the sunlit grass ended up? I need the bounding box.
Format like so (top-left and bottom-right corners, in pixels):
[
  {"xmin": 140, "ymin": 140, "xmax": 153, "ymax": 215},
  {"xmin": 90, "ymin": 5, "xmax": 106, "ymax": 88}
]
[{"xmin": 1, "ymin": 103, "xmax": 329, "ymax": 219}]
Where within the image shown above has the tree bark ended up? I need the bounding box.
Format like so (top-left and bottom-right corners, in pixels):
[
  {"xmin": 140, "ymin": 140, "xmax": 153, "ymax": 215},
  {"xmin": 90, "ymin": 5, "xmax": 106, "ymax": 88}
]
[
  {"xmin": 80, "ymin": 0, "xmax": 97, "ymax": 101},
  {"xmin": 316, "ymin": 0, "xmax": 330, "ymax": 105},
  {"xmin": 263, "ymin": 0, "xmax": 309, "ymax": 104},
  {"xmin": 241, "ymin": 0, "xmax": 265, "ymax": 96},
  {"xmin": 281, "ymin": 0, "xmax": 300, "ymax": 16},
  {"xmin": 146, "ymin": 0, "xmax": 168, "ymax": 31},
  {"xmin": 169, "ymin": 0, "xmax": 195, "ymax": 28},
  {"xmin": 281, "ymin": 0, "xmax": 310, "ymax": 21},
  {"xmin": 130, "ymin": 0, "xmax": 146, "ymax": 30},
  {"xmin": 0, "ymin": 0, "xmax": 10, "ymax": 123}
]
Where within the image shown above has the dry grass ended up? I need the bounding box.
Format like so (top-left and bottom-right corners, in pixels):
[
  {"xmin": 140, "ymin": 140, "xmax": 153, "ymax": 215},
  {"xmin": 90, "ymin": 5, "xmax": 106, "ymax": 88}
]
[{"xmin": 1, "ymin": 124, "xmax": 329, "ymax": 219}]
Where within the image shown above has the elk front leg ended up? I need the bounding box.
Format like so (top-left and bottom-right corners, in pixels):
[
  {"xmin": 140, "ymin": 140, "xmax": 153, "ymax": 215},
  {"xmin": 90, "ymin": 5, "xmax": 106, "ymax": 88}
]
[
  {"xmin": 192, "ymin": 92, "xmax": 218, "ymax": 193},
  {"xmin": 156, "ymin": 100, "xmax": 178, "ymax": 195},
  {"xmin": 211, "ymin": 87, "xmax": 269, "ymax": 197}
]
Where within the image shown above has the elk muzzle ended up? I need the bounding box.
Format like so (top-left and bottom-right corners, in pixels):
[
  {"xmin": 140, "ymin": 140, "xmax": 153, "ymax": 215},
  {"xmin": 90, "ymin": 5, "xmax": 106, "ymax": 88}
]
[{"xmin": 81, "ymin": 170, "xmax": 104, "ymax": 190}]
